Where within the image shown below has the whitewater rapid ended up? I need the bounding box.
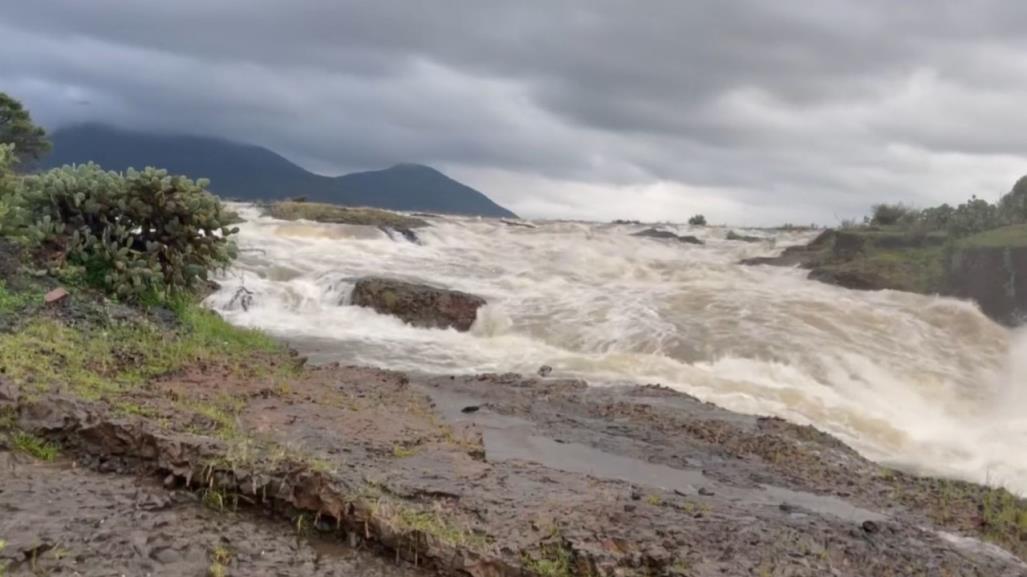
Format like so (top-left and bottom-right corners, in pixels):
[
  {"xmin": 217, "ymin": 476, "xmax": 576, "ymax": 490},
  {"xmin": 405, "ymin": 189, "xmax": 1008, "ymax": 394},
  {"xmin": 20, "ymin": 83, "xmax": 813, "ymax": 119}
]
[{"xmin": 209, "ymin": 205, "xmax": 1027, "ymax": 494}]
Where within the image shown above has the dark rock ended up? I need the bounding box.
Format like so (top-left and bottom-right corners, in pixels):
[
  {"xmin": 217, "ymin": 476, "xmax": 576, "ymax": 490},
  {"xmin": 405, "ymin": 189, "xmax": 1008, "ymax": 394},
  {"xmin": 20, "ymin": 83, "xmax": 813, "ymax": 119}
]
[
  {"xmin": 726, "ymin": 231, "xmax": 761, "ymax": 243},
  {"xmin": 148, "ymin": 306, "xmax": 179, "ymax": 329},
  {"xmin": 350, "ymin": 277, "xmax": 486, "ymax": 332},
  {"xmin": 378, "ymin": 226, "xmax": 420, "ymax": 244},
  {"xmin": 538, "ymin": 365, "xmax": 553, "ymax": 377},
  {"xmin": 698, "ymin": 487, "xmax": 715, "ymax": 496},
  {"xmin": 947, "ymin": 246, "xmax": 1027, "ymax": 327},
  {"xmin": 226, "ymin": 287, "xmax": 255, "ymax": 312},
  {"xmin": 632, "ymin": 228, "xmax": 704, "ymax": 245},
  {"xmin": 460, "ymin": 405, "xmax": 480, "ymax": 414},
  {"xmin": 861, "ymin": 520, "xmax": 880, "ymax": 534},
  {"xmin": 612, "ymin": 220, "xmax": 642, "ymax": 225},
  {"xmin": 741, "ymin": 230, "xmax": 836, "ymax": 268},
  {"xmin": 501, "ymin": 219, "xmax": 536, "ymax": 229},
  {"xmin": 832, "ymin": 231, "xmax": 867, "ymax": 259}
]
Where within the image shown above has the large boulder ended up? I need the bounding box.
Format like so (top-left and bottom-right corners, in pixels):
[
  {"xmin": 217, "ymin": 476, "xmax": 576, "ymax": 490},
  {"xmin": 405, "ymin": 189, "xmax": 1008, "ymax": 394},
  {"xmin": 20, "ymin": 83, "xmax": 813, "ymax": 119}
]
[
  {"xmin": 350, "ymin": 277, "xmax": 486, "ymax": 331},
  {"xmin": 632, "ymin": 228, "xmax": 704, "ymax": 245}
]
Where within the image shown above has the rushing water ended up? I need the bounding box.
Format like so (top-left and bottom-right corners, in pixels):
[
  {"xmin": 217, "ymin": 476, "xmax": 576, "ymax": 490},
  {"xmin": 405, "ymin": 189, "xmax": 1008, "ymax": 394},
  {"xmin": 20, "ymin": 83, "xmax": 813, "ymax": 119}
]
[{"xmin": 208, "ymin": 204, "xmax": 1027, "ymax": 494}]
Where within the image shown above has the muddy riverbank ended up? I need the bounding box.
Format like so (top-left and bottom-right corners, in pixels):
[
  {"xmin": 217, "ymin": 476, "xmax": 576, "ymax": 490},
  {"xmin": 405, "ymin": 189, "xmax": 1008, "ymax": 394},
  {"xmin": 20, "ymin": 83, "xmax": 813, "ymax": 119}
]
[
  {"xmin": 2, "ymin": 363, "xmax": 1025, "ymax": 576},
  {"xmin": 0, "ymin": 451, "xmax": 426, "ymax": 576}
]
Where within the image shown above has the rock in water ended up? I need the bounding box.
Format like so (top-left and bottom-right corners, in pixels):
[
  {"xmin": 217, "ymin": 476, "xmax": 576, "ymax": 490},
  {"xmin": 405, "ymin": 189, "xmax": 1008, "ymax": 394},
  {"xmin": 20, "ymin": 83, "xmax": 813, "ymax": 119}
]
[
  {"xmin": 378, "ymin": 226, "xmax": 420, "ymax": 244},
  {"xmin": 632, "ymin": 228, "xmax": 704, "ymax": 245},
  {"xmin": 350, "ymin": 277, "xmax": 486, "ymax": 331},
  {"xmin": 726, "ymin": 230, "xmax": 761, "ymax": 243}
]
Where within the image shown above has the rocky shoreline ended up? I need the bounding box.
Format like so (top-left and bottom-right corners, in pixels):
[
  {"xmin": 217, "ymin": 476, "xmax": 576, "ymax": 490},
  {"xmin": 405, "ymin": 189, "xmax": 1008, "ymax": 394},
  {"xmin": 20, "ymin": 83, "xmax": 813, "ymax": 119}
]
[
  {"xmin": 1, "ymin": 212, "xmax": 1026, "ymax": 575},
  {"xmin": 3, "ymin": 361, "xmax": 1026, "ymax": 576},
  {"xmin": 742, "ymin": 227, "xmax": 1027, "ymax": 326}
]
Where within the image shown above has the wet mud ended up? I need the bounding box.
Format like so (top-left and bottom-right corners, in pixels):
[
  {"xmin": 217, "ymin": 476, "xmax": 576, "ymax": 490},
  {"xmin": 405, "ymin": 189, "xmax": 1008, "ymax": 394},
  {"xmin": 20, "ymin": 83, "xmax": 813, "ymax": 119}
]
[{"xmin": 2, "ymin": 367, "xmax": 1025, "ymax": 576}]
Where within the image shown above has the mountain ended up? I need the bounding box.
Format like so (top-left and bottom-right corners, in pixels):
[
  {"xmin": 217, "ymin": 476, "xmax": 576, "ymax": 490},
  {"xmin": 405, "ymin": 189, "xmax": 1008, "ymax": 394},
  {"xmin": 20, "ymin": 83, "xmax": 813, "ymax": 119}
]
[{"xmin": 43, "ymin": 124, "xmax": 518, "ymax": 218}]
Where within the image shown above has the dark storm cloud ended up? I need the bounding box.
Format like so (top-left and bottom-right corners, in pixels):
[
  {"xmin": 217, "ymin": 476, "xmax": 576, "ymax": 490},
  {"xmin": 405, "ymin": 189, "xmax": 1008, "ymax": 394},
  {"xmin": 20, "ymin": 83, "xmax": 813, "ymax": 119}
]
[{"xmin": 2, "ymin": 0, "xmax": 1026, "ymax": 224}]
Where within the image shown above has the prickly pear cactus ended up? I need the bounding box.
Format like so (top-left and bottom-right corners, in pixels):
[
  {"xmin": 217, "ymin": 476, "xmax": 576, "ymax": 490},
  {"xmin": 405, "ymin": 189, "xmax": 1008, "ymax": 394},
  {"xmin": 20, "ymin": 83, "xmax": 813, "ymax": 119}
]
[{"xmin": 9, "ymin": 163, "xmax": 238, "ymax": 299}]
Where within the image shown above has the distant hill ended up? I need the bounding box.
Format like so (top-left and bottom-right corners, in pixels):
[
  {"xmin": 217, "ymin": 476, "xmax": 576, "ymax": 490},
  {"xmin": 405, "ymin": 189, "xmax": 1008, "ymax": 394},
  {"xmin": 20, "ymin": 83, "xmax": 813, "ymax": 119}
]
[{"xmin": 43, "ymin": 124, "xmax": 518, "ymax": 219}]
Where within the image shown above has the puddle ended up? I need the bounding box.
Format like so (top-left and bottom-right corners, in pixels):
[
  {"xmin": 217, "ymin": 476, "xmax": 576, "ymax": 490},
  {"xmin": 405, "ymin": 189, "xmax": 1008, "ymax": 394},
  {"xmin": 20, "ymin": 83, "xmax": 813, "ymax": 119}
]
[
  {"xmin": 423, "ymin": 386, "xmax": 708, "ymax": 493},
  {"xmin": 756, "ymin": 485, "xmax": 886, "ymax": 523},
  {"xmin": 421, "ymin": 385, "xmax": 887, "ymax": 524}
]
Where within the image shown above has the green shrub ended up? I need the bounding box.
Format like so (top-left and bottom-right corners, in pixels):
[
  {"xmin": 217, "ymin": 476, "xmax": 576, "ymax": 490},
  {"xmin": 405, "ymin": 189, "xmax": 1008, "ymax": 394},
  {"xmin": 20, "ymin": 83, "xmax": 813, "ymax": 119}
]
[
  {"xmin": 688, "ymin": 214, "xmax": 707, "ymax": 226},
  {"xmin": 0, "ymin": 91, "xmax": 51, "ymax": 170},
  {"xmin": 999, "ymin": 176, "xmax": 1027, "ymax": 224},
  {"xmin": 870, "ymin": 203, "xmax": 916, "ymax": 226},
  {"xmin": 0, "ymin": 145, "xmax": 16, "ymax": 230},
  {"xmin": 7, "ymin": 164, "xmax": 237, "ymax": 299},
  {"xmin": 945, "ymin": 196, "xmax": 1002, "ymax": 237}
]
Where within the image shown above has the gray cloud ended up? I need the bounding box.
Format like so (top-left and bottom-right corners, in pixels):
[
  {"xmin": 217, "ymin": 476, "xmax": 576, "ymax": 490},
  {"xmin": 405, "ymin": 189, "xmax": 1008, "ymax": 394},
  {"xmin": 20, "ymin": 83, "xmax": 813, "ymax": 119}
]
[{"xmin": 2, "ymin": 0, "xmax": 1026, "ymax": 225}]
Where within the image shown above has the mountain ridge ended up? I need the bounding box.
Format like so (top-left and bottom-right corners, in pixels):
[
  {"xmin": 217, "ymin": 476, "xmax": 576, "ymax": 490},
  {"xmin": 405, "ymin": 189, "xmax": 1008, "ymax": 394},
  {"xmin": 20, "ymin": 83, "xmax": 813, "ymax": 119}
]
[{"xmin": 43, "ymin": 124, "xmax": 518, "ymax": 218}]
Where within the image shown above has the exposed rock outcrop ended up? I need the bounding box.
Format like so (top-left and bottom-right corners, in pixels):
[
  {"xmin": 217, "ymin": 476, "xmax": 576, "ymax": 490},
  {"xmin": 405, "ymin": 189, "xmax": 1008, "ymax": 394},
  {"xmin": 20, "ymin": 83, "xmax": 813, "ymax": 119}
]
[
  {"xmin": 742, "ymin": 227, "xmax": 1027, "ymax": 326},
  {"xmin": 350, "ymin": 277, "xmax": 486, "ymax": 331},
  {"xmin": 726, "ymin": 230, "xmax": 762, "ymax": 243},
  {"xmin": 632, "ymin": 228, "xmax": 704, "ymax": 245},
  {"xmin": 377, "ymin": 226, "xmax": 420, "ymax": 244},
  {"xmin": 947, "ymin": 245, "xmax": 1027, "ymax": 325},
  {"xmin": 267, "ymin": 201, "xmax": 429, "ymax": 229},
  {"xmin": 740, "ymin": 230, "xmax": 835, "ymax": 267}
]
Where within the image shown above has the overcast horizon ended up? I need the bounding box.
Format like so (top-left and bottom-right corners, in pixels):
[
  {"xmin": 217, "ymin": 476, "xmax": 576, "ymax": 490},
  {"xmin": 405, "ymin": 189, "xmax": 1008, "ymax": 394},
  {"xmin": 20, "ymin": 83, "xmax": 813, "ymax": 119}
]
[{"xmin": 3, "ymin": 1, "xmax": 1027, "ymax": 225}]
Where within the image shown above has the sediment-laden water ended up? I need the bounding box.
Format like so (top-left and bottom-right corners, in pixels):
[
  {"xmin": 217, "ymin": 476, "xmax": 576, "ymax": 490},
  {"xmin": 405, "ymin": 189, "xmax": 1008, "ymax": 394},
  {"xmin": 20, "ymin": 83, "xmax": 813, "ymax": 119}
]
[{"xmin": 208, "ymin": 205, "xmax": 1027, "ymax": 493}]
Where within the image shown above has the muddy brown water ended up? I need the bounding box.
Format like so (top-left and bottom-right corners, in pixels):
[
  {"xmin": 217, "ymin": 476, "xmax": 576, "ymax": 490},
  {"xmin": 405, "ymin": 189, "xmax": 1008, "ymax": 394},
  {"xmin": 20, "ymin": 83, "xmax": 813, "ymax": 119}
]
[{"xmin": 0, "ymin": 452, "xmax": 426, "ymax": 577}]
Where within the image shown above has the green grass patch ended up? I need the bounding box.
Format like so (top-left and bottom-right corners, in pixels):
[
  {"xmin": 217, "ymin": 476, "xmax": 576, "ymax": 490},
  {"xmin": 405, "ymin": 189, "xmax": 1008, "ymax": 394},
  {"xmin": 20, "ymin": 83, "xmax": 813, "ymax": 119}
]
[
  {"xmin": 958, "ymin": 224, "xmax": 1027, "ymax": 249},
  {"xmin": 381, "ymin": 502, "xmax": 491, "ymax": 550},
  {"xmin": 817, "ymin": 245, "xmax": 947, "ymax": 294},
  {"xmin": 207, "ymin": 544, "xmax": 233, "ymax": 577},
  {"xmin": 982, "ymin": 488, "xmax": 1027, "ymax": 551},
  {"xmin": 10, "ymin": 431, "xmax": 59, "ymax": 461},
  {"xmin": 523, "ymin": 542, "xmax": 575, "ymax": 577},
  {"xmin": 184, "ymin": 394, "xmax": 246, "ymax": 439},
  {"xmin": 0, "ymin": 282, "xmax": 38, "ymax": 316},
  {"xmin": 267, "ymin": 201, "xmax": 428, "ymax": 228},
  {"xmin": 113, "ymin": 401, "xmax": 160, "ymax": 419},
  {"xmin": 0, "ymin": 299, "xmax": 294, "ymax": 400}
]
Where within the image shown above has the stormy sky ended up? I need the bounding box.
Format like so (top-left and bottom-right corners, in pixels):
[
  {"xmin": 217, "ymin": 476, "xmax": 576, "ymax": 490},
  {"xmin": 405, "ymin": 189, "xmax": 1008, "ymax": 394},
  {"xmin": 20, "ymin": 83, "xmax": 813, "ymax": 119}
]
[{"xmin": 2, "ymin": 1, "xmax": 1026, "ymax": 225}]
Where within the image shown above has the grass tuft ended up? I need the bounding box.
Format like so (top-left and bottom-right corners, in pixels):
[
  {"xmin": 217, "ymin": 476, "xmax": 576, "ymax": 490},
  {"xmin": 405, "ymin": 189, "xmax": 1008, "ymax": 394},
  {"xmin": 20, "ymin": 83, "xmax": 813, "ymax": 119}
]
[
  {"xmin": 982, "ymin": 488, "xmax": 1027, "ymax": 548},
  {"xmin": 0, "ymin": 299, "xmax": 295, "ymax": 400},
  {"xmin": 208, "ymin": 545, "xmax": 232, "ymax": 577},
  {"xmin": 958, "ymin": 224, "xmax": 1027, "ymax": 249},
  {"xmin": 523, "ymin": 541, "xmax": 576, "ymax": 577},
  {"xmin": 381, "ymin": 502, "xmax": 491, "ymax": 550},
  {"xmin": 11, "ymin": 431, "xmax": 59, "ymax": 461}
]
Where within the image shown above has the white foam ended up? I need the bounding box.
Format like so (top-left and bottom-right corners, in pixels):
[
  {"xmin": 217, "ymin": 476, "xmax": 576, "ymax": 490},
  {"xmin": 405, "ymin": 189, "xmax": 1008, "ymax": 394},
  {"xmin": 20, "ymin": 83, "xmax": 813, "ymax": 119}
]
[{"xmin": 209, "ymin": 205, "xmax": 1025, "ymax": 494}]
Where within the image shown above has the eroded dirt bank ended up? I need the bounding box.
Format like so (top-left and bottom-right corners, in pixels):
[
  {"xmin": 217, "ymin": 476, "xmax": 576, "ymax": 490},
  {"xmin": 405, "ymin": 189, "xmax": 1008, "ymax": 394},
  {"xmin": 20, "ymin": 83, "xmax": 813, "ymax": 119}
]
[
  {"xmin": 2, "ymin": 363, "xmax": 1026, "ymax": 577},
  {"xmin": 0, "ymin": 451, "xmax": 426, "ymax": 576}
]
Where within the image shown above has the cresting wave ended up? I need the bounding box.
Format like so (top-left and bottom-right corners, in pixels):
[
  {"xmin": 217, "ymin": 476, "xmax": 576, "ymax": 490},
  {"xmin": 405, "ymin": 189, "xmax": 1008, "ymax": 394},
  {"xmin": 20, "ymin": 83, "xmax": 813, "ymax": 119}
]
[{"xmin": 209, "ymin": 204, "xmax": 1027, "ymax": 494}]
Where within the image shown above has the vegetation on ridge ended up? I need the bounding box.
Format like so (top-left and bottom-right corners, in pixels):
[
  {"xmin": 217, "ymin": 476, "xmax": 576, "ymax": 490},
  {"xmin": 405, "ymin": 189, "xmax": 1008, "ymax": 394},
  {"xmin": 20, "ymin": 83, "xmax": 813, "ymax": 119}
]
[
  {"xmin": 0, "ymin": 93, "xmax": 51, "ymax": 169},
  {"xmin": 266, "ymin": 200, "xmax": 428, "ymax": 228}
]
